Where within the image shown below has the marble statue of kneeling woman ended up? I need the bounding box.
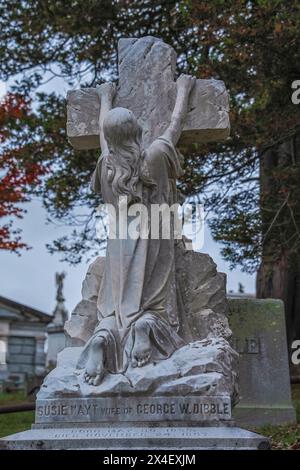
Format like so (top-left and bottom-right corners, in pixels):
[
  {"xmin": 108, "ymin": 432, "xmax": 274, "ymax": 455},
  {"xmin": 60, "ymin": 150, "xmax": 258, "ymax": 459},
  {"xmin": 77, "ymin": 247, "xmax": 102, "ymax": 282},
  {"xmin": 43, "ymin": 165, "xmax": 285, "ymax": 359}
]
[{"xmin": 77, "ymin": 75, "xmax": 196, "ymax": 385}]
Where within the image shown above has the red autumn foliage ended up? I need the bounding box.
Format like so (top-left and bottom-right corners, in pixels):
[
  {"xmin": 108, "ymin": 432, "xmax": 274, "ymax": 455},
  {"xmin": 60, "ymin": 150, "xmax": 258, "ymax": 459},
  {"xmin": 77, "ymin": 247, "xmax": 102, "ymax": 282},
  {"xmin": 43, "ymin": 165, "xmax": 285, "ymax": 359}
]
[{"xmin": 0, "ymin": 92, "xmax": 46, "ymax": 251}]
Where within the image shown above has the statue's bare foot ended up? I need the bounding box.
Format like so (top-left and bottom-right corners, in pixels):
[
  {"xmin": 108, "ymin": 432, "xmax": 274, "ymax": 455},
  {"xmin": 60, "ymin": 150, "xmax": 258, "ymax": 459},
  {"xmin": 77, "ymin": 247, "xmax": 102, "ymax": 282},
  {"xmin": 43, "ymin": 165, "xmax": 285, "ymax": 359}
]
[
  {"xmin": 84, "ymin": 336, "xmax": 105, "ymax": 386},
  {"xmin": 131, "ymin": 318, "xmax": 152, "ymax": 367}
]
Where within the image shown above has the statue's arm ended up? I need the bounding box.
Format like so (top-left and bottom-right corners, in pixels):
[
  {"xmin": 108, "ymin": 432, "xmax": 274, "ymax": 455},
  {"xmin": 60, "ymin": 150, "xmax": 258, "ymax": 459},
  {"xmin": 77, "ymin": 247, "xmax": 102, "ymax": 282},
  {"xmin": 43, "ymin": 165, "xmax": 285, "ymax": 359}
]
[
  {"xmin": 96, "ymin": 83, "xmax": 116, "ymax": 155},
  {"xmin": 162, "ymin": 74, "xmax": 196, "ymax": 146}
]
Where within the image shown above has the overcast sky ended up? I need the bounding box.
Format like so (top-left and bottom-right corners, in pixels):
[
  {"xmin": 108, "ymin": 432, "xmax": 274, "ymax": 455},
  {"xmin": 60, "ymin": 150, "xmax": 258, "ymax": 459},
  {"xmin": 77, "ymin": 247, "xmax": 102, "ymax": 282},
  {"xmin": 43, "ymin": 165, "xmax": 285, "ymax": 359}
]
[{"xmin": 0, "ymin": 80, "xmax": 255, "ymax": 316}]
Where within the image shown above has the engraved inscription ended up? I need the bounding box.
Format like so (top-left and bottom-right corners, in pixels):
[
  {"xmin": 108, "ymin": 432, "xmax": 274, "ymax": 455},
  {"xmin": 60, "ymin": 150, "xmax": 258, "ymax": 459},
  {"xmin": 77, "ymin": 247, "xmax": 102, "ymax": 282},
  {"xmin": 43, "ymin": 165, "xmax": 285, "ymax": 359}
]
[
  {"xmin": 52, "ymin": 427, "xmax": 223, "ymax": 440},
  {"xmin": 36, "ymin": 397, "xmax": 231, "ymax": 423},
  {"xmin": 231, "ymin": 337, "xmax": 260, "ymax": 354}
]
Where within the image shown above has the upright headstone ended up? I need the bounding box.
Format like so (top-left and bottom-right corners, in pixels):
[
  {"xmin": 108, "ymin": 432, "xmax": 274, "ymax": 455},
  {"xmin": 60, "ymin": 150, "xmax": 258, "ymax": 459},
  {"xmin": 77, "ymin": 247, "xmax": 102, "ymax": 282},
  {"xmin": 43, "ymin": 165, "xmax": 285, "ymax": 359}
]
[{"xmin": 228, "ymin": 297, "xmax": 296, "ymax": 427}]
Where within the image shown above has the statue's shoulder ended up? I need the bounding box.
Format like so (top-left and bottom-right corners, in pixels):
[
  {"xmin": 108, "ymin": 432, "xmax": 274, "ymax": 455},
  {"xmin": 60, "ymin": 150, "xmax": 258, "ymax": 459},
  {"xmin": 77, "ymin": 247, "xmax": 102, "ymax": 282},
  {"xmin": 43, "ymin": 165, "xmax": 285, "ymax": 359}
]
[
  {"xmin": 146, "ymin": 137, "xmax": 171, "ymax": 162},
  {"xmin": 145, "ymin": 138, "xmax": 169, "ymax": 174},
  {"xmin": 146, "ymin": 137, "xmax": 183, "ymax": 179}
]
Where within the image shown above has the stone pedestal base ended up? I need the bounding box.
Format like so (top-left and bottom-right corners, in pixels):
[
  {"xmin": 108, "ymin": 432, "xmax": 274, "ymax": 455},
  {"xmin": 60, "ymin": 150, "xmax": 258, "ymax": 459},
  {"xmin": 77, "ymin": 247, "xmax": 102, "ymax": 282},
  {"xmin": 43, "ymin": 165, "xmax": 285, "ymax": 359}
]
[{"xmin": 0, "ymin": 426, "xmax": 270, "ymax": 450}]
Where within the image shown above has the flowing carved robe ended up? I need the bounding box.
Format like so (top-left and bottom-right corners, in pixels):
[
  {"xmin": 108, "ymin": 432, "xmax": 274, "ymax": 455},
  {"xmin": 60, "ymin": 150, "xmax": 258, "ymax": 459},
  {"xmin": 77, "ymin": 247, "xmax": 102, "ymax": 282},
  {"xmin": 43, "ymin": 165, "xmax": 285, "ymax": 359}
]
[{"xmin": 77, "ymin": 137, "xmax": 185, "ymax": 373}]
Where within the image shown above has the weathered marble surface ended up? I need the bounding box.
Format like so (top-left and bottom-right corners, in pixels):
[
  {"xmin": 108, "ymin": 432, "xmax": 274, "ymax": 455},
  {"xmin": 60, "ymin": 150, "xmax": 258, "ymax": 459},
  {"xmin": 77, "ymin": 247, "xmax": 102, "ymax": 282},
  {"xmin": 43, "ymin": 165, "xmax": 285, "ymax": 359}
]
[
  {"xmin": 175, "ymin": 244, "xmax": 231, "ymax": 342},
  {"xmin": 67, "ymin": 37, "xmax": 230, "ymax": 150},
  {"xmin": 35, "ymin": 396, "xmax": 232, "ymax": 424},
  {"xmin": 65, "ymin": 246, "xmax": 233, "ymax": 347},
  {"xmin": 0, "ymin": 426, "xmax": 270, "ymax": 450},
  {"xmin": 62, "ymin": 244, "xmax": 238, "ymax": 413},
  {"xmin": 38, "ymin": 337, "xmax": 238, "ymax": 402},
  {"xmin": 65, "ymin": 257, "xmax": 105, "ymax": 346}
]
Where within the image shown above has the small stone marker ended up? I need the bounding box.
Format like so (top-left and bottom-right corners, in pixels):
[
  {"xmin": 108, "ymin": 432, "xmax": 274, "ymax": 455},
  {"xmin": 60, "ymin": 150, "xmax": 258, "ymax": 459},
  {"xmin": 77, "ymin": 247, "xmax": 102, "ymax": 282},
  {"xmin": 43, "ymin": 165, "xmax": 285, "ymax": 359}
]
[
  {"xmin": 228, "ymin": 297, "xmax": 296, "ymax": 427},
  {"xmin": 67, "ymin": 36, "xmax": 230, "ymax": 150}
]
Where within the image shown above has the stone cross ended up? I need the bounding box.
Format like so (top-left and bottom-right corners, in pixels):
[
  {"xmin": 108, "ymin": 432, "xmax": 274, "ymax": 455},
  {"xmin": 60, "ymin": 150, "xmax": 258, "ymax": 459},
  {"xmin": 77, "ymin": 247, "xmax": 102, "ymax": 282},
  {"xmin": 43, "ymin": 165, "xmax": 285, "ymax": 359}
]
[{"xmin": 67, "ymin": 36, "xmax": 230, "ymax": 151}]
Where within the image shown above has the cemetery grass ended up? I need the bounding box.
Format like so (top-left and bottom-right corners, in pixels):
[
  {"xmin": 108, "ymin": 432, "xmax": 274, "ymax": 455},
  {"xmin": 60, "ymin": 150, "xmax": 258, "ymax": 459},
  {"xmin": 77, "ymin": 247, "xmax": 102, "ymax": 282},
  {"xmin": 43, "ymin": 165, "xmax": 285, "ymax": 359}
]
[
  {"xmin": 0, "ymin": 391, "xmax": 34, "ymax": 438},
  {"xmin": 0, "ymin": 388, "xmax": 299, "ymax": 447}
]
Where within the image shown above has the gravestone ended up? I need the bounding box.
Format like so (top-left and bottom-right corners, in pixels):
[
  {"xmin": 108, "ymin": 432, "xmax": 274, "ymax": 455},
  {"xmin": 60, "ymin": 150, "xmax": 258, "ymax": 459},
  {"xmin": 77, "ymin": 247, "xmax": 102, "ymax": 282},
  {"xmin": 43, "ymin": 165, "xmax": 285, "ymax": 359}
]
[
  {"xmin": 0, "ymin": 37, "xmax": 269, "ymax": 450},
  {"xmin": 228, "ymin": 297, "xmax": 296, "ymax": 427}
]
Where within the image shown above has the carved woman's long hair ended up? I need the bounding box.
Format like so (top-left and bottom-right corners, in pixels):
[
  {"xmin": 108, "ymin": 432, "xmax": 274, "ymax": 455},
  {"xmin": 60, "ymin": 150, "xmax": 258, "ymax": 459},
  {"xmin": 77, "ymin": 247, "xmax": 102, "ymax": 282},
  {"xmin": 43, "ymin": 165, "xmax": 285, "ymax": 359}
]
[{"xmin": 103, "ymin": 107, "xmax": 155, "ymax": 203}]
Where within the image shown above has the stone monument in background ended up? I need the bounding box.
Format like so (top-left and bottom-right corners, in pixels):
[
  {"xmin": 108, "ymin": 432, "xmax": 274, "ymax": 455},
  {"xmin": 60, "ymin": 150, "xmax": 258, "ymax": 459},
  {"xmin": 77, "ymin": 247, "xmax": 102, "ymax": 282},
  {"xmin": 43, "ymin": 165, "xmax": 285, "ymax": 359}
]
[
  {"xmin": 46, "ymin": 273, "xmax": 68, "ymax": 368},
  {"xmin": 0, "ymin": 36, "xmax": 270, "ymax": 450}
]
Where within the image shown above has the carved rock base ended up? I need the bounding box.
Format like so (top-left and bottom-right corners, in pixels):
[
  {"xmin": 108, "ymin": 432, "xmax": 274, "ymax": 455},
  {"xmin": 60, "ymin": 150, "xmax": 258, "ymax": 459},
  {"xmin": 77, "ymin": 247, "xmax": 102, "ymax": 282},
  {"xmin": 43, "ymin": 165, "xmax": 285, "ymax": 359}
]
[{"xmin": 37, "ymin": 337, "xmax": 238, "ymax": 405}]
